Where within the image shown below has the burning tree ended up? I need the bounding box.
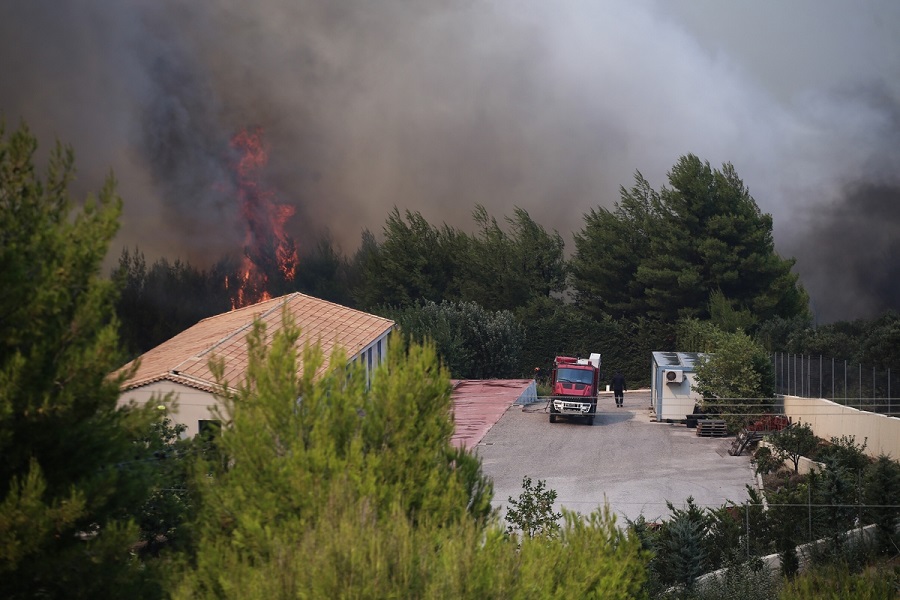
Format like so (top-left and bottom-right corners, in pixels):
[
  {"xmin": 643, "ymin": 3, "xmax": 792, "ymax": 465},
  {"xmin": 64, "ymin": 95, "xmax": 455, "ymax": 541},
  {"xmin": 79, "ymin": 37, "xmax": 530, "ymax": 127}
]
[{"xmin": 226, "ymin": 127, "xmax": 299, "ymax": 308}]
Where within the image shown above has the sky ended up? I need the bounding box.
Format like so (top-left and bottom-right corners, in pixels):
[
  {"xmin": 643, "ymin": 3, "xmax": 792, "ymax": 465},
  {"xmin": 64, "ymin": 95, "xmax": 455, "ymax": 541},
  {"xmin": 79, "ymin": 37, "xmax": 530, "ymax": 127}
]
[{"xmin": 1, "ymin": 0, "xmax": 898, "ymax": 323}]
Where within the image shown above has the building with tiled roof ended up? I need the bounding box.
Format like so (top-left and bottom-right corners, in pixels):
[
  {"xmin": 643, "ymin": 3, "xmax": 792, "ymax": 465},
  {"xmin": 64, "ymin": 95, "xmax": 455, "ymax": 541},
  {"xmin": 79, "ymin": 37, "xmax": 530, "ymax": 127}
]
[{"xmin": 117, "ymin": 292, "xmax": 395, "ymax": 436}]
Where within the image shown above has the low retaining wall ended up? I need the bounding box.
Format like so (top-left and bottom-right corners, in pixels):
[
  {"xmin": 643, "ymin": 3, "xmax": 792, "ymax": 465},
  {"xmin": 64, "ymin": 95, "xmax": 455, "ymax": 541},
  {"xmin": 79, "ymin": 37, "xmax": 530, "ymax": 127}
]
[
  {"xmin": 758, "ymin": 440, "xmax": 824, "ymax": 475},
  {"xmin": 780, "ymin": 395, "xmax": 900, "ymax": 459}
]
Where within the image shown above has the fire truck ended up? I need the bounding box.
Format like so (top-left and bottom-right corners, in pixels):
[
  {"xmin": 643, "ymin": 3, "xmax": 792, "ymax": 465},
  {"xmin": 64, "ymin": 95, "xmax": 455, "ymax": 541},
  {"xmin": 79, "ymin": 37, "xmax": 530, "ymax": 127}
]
[{"xmin": 548, "ymin": 354, "xmax": 602, "ymax": 424}]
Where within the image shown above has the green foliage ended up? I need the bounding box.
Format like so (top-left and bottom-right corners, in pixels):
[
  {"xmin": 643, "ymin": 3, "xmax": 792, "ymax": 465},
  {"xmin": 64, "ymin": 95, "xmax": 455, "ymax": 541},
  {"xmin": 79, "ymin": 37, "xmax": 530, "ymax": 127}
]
[
  {"xmin": 680, "ymin": 318, "xmax": 776, "ymax": 424},
  {"xmin": 387, "ymin": 299, "xmax": 525, "ymax": 378},
  {"xmin": 134, "ymin": 414, "xmax": 197, "ymax": 557},
  {"xmin": 754, "ymin": 314, "xmax": 812, "ymax": 353},
  {"xmin": 817, "ymin": 435, "xmax": 870, "ymax": 473},
  {"xmin": 759, "ymin": 311, "xmax": 900, "ymax": 379},
  {"xmin": 653, "ymin": 498, "xmax": 711, "ymax": 591},
  {"xmin": 862, "ymin": 455, "xmax": 900, "ymax": 553},
  {"xmin": 765, "ymin": 481, "xmax": 807, "ymax": 577},
  {"xmin": 115, "ymin": 249, "xmax": 232, "ymax": 355},
  {"xmin": 684, "ymin": 557, "xmax": 781, "ymax": 600},
  {"xmin": 572, "ymin": 155, "xmax": 809, "ymax": 324},
  {"xmin": 768, "ymin": 422, "xmax": 819, "ymax": 474},
  {"xmin": 807, "ymin": 466, "xmax": 858, "ymax": 543},
  {"xmin": 291, "ymin": 233, "xmax": 356, "ymax": 306},
  {"xmin": 460, "ymin": 205, "xmax": 567, "ymax": 312},
  {"xmin": 353, "ymin": 208, "xmax": 468, "ymax": 309},
  {"xmin": 708, "ymin": 289, "xmax": 758, "ymax": 333},
  {"xmin": 0, "ymin": 122, "xmax": 163, "ymax": 597},
  {"xmin": 519, "ymin": 296, "xmax": 669, "ymax": 388},
  {"xmin": 778, "ymin": 560, "xmax": 899, "ymax": 600},
  {"xmin": 570, "ymin": 171, "xmax": 662, "ymax": 321},
  {"xmin": 754, "ymin": 446, "xmax": 781, "ymax": 476},
  {"xmin": 175, "ymin": 312, "xmax": 651, "ymax": 597},
  {"xmin": 511, "ymin": 507, "xmax": 650, "ymax": 599},
  {"xmin": 505, "ymin": 475, "xmax": 562, "ymax": 539},
  {"xmin": 177, "ymin": 316, "xmax": 491, "ymax": 594},
  {"xmin": 354, "ymin": 205, "xmax": 566, "ymax": 314}
]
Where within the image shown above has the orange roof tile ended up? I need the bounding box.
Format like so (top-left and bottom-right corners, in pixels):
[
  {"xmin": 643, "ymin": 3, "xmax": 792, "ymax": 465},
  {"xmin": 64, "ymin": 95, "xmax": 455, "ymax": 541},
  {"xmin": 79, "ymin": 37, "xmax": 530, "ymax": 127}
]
[{"xmin": 118, "ymin": 293, "xmax": 395, "ymax": 393}]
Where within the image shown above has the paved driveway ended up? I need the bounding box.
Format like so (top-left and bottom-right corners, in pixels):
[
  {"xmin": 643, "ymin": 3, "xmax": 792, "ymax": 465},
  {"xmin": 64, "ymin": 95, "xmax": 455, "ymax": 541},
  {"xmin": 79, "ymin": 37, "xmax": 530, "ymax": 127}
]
[{"xmin": 476, "ymin": 391, "xmax": 758, "ymax": 525}]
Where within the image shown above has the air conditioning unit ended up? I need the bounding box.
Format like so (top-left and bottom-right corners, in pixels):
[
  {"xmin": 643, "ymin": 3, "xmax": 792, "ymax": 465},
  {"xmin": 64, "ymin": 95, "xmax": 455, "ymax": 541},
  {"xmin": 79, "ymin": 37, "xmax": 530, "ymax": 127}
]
[{"xmin": 664, "ymin": 369, "xmax": 684, "ymax": 384}]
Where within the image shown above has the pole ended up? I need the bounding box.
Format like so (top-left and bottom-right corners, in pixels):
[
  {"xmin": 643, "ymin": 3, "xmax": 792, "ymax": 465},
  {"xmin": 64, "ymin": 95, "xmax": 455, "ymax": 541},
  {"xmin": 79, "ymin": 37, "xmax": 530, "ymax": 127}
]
[
  {"xmin": 819, "ymin": 355, "xmax": 822, "ymax": 399},
  {"xmin": 800, "ymin": 354, "xmax": 804, "ymax": 397},
  {"xmin": 745, "ymin": 502, "xmax": 750, "ymax": 559},
  {"xmin": 808, "ymin": 355, "xmax": 811, "ymax": 398},
  {"xmin": 808, "ymin": 481, "xmax": 812, "ymax": 542}
]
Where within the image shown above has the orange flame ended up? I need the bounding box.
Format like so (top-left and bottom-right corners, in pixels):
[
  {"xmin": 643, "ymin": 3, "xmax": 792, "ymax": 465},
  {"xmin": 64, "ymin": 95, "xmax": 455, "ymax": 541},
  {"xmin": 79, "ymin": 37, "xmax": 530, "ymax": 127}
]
[{"xmin": 227, "ymin": 127, "xmax": 299, "ymax": 309}]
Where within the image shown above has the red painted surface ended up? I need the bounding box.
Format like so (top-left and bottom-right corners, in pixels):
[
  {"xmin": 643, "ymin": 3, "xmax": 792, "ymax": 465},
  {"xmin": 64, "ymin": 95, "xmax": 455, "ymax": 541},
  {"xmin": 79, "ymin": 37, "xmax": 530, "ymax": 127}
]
[{"xmin": 450, "ymin": 379, "xmax": 533, "ymax": 450}]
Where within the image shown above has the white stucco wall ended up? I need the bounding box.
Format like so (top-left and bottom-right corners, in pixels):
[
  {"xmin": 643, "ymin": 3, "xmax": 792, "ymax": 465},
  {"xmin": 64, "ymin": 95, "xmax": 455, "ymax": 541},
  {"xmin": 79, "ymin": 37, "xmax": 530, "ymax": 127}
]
[
  {"xmin": 118, "ymin": 381, "xmax": 218, "ymax": 438},
  {"xmin": 780, "ymin": 395, "xmax": 900, "ymax": 460}
]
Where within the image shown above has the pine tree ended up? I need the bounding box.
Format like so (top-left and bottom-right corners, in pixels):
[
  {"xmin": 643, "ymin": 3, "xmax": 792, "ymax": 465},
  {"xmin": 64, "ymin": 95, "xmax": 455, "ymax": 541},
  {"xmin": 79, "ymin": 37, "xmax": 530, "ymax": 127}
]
[
  {"xmin": 572, "ymin": 155, "xmax": 809, "ymax": 323},
  {"xmin": 0, "ymin": 122, "xmax": 162, "ymax": 597},
  {"xmin": 173, "ymin": 312, "xmax": 649, "ymax": 598}
]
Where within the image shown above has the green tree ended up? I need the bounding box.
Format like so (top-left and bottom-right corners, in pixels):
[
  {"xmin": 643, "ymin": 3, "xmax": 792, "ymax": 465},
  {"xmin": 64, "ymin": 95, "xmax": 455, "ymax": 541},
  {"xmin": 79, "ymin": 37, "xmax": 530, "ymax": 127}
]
[
  {"xmin": 571, "ymin": 172, "xmax": 661, "ymax": 320},
  {"xmin": 292, "ymin": 233, "xmax": 355, "ymax": 306},
  {"xmin": 0, "ymin": 123, "xmax": 163, "ymax": 597},
  {"xmin": 354, "ymin": 208, "xmax": 467, "ymax": 309},
  {"xmin": 862, "ymin": 455, "xmax": 900, "ymax": 553},
  {"xmin": 505, "ymin": 476, "xmax": 562, "ymax": 539},
  {"xmin": 176, "ymin": 317, "xmax": 493, "ymax": 595},
  {"xmin": 134, "ymin": 415, "xmax": 197, "ymax": 558},
  {"xmin": 115, "ymin": 249, "xmax": 231, "ymax": 355},
  {"xmin": 679, "ymin": 318, "xmax": 776, "ymax": 423},
  {"xmin": 651, "ymin": 498, "xmax": 712, "ymax": 591},
  {"xmin": 768, "ymin": 422, "xmax": 819, "ymax": 474},
  {"xmin": 460, "ymin": 205, "xmax": 566, "ymax": 312},
  {"xmin": 174, "ymin": 312, "xmax": 649, "ymax": 598},
  {"xmin": 765, "ymin": 483, "xmax": 806, "ymax": 577},
  {"xmin": 572, "ymin": 155, "xmax": 809, "ymax": 324},
  {"xmin": 387, "ymin": 299, "xmax": 525, "ymax": 379}
]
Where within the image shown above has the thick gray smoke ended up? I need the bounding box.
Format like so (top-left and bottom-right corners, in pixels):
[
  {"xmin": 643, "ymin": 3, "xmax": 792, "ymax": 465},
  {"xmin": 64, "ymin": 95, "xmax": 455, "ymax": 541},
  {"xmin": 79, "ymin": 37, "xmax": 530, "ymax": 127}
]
[{"xmin": 1, "ymin": 0, "xmax": 898, "ymax": 321}]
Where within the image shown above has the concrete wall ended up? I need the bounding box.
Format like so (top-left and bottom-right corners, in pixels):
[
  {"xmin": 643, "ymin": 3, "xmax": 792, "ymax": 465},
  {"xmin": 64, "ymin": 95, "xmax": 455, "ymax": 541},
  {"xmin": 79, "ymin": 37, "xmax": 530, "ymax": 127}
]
[
  {"xmin": 780, "ymin": 395, "xmax": 900, "ymax": 459},
  {"xmin": 119, "ymin": 381, "xmax": 218, "ymax": 438},
  {"xmin": 759, "ymin": 440, "xmax": 824, "ymax": 475}
]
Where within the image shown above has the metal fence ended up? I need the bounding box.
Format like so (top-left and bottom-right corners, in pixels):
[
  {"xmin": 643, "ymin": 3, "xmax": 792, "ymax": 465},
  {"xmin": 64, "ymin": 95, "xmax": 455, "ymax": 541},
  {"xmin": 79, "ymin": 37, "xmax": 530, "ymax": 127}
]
[{"xmin": 773, "ymin": 353, "xmax": 897, "ymax": 417}]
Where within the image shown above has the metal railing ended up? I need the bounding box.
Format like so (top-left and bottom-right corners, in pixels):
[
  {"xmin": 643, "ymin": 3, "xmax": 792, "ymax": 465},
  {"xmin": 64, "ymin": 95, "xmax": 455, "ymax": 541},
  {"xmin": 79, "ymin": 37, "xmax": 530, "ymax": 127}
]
[{"xmin": 773, "ymin": 353, "xmax": 897, "ymax": 417}]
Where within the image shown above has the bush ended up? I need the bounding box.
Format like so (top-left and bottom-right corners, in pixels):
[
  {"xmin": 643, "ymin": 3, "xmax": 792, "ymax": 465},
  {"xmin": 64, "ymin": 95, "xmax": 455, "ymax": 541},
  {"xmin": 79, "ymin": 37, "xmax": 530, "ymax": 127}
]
[
  {"xmin": 505, "ymin": 476, "xmax": 561, "ymax": 539},
  {"xmin": 767, "ymin": 422, "xmax": 819, "ymax": 474}
]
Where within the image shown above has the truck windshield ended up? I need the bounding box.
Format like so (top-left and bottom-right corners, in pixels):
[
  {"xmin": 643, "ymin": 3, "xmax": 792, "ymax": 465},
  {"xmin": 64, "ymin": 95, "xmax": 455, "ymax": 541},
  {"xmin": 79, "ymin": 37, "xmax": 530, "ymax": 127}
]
[{"xmin": 556, "ymin": 368, "xmax": 594, "ymax": 385}]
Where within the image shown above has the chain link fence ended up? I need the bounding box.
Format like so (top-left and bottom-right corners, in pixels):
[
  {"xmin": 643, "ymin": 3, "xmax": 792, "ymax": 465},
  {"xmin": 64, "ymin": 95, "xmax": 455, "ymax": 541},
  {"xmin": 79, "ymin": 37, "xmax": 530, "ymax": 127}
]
[{"xmin": 773, "ymin": 353, "xmax": 897, "ymax": 417}]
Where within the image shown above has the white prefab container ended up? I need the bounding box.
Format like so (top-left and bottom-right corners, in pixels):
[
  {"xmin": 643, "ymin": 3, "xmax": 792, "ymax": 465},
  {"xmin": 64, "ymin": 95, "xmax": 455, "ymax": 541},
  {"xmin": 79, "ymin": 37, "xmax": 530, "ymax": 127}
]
[{"xmin": 650, "ymin": 351, "xmax": 705, "ymax": 421}]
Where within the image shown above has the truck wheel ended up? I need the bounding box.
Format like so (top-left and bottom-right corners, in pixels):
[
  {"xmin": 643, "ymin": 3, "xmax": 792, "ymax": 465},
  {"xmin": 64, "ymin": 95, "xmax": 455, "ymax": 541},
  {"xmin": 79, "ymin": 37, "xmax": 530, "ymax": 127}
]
[
  {"xmin": 549, "ymin": 413, "xmax": 556, "ymax": 423},
  {"xmin": 585, "ymin": 415, "xmax": 595, "ymax": 425}
]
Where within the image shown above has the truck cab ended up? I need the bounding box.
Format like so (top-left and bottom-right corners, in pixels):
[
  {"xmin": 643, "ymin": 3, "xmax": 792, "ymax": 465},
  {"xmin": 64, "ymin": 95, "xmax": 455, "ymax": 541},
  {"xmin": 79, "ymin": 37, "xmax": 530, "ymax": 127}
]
[{"xmin": 549, "ymin": 354, "xmax": 601, "ymax": 424}]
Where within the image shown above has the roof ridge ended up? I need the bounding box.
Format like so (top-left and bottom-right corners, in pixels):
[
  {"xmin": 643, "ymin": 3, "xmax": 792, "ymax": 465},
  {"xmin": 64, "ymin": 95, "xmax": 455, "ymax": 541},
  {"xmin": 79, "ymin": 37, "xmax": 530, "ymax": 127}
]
[
  {"xmin": 282, "ymin": 291, "xmax": 394, "ymax": 324},
  {"xmin": 168, "ymin": 295, "xmax": 294, "ymax": 374},
  {"xmin": 193, "ymin": 294, "xmax": 293, "ymax": 361}
]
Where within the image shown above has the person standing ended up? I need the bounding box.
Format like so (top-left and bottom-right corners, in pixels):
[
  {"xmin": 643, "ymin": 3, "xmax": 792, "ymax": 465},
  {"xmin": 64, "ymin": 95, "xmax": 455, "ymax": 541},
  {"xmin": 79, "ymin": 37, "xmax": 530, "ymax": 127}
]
[{"xmin": 611, "ymin": 371, "xmax": 627, "ymax": 407}]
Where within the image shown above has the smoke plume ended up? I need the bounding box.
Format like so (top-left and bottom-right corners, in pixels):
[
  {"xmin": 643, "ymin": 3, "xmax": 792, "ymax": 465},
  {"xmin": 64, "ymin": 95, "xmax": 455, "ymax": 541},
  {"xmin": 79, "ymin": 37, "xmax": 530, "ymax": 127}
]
[{"xmin": 1, "ymin": 0, "xmax": 898, "ymax": 321}]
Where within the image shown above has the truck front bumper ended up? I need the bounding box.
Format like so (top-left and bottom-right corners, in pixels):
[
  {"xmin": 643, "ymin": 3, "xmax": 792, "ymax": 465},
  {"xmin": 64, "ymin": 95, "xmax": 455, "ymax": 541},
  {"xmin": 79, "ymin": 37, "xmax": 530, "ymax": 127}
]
[{"xmin": 551, "ymin": 400, "xmax": 594, "ymax": 415}]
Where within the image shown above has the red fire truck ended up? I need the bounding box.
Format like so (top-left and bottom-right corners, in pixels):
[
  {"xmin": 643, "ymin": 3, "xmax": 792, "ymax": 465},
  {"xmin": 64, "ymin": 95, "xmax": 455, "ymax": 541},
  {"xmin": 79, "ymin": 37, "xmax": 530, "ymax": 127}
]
[{"xmin": 548, "ymin": 354, "xmax": 602, "ymax": 424}]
